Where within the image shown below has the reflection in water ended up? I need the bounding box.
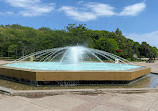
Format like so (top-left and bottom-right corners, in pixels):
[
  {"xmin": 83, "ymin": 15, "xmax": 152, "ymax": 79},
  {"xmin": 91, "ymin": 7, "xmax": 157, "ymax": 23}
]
[
  {"xmin": 129, "ymin": 74, "xmax": 151, "ymax": 88},
  {"xmin": 109, "ymin": 74, "xmax": 158, "ymax": 88},
  {"xmin": 57, "ymin": 74, "xmax": 158, "ymax": 88},
  {"xmin": 0, "ymin": 74, "xmax": 158, "ymax": 90},
  {"xmin": 146, "ymin": 74, "xmax": 158, "ymax": 88},
  {"xmin": 71, "ymin": 74, "xmax": 158, "ymax": 89}
]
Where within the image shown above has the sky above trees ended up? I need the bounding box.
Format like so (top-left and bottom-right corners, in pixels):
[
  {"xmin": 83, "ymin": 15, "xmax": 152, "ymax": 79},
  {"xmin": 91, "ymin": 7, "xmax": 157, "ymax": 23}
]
[{"xmin": 0, "ymin": 0, "xmax": 158, "ymax": 48}]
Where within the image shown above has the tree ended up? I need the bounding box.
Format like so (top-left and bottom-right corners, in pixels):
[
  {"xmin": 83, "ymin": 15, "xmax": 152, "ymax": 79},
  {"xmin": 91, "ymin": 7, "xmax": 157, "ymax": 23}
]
[
  {"xmin": 0, "ymin": 24, "xmax": 157, "ymax": 60},
  {"xmin": 96, "ymin": 37, "xmax": 119, "ymax": 53},
  {"xmin": 115, "ymin": 28, "xmax": 122, "ymax": 36},
  {"xmin": 66, "ymin": 24, "xmax": 91, "ymax": 46},
  {"xmin": 138, "ymin": 42, "xmax": 157, "ymax": 58}
]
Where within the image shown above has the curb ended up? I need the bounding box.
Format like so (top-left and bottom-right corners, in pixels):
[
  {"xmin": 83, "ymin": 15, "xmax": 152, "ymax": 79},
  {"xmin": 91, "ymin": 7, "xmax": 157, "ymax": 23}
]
[
  {"xmin": 0, "ymin": 86, "xmax": 158, "ymax": 96},
  {"xmin": 0, "ymin": 86, "xmax": 15, "ymax": 95}
]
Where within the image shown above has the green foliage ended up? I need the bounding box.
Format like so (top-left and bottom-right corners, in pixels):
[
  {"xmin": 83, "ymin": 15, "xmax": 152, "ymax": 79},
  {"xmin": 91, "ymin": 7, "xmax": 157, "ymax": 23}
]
[
  {"xmin": 0, "ymin": 24, "xmax": 157, "ymax": 60},
  {"xmin": 95, "ymin": 37, "xmax": 119, "ymax": 53},
  {"xmin": 138, "ymin": 42, "xmax": 157, "ymax": 58}
]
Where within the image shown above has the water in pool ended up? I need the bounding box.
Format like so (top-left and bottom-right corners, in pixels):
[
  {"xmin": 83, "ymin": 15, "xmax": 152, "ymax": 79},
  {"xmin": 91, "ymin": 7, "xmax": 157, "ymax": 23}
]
[{"xmin": 3, "ymin": 62, "xmax": 141, "ymax": 71}]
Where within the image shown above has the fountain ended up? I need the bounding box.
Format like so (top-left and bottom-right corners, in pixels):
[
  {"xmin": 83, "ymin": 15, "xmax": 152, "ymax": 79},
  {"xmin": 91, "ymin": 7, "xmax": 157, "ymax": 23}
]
[{"xmin": 0, "ymin": 46, "xmax": 151, "ymax": 85}]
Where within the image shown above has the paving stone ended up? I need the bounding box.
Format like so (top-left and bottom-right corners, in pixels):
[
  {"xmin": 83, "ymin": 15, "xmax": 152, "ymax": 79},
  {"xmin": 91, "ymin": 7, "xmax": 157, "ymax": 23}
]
[
  {"xmin": 90, "ymin": 105, "xmax": 123, "ymax": 111},
  {"xmin": 23, "ymin": 95, "xmax": 87, "ymax": 111},
  {"xmin": 1, "ymin": 93, "xmax": 158, "ymax": 111},
  {"xmin": 108, "ymin": 93, "xmax": 157, "ymax": 110}
]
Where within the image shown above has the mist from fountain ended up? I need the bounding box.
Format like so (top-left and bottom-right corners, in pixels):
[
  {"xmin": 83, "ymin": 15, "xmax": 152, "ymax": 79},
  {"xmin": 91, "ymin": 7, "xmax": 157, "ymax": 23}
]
[
  {"xmin": 2, "ymin": 45, "xmax": 142, "ymax": 71},
  {"xmin": 60, "ymin": 46, "xmax": 85, "ymax": 64},
  {"xmin": 12, "ymin": 46, "xmax": 133, "ymax": 65}
]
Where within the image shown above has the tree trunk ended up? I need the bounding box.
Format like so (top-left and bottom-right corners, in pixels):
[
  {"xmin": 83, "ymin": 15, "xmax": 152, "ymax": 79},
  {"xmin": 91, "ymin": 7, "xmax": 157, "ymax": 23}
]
[
  {"xmin": 22, "ymin": 49, "xmax": 25, "ymax": 56},
  {"xmin": 15, "ymin": 50, "xmax": 17, "ymax": 58}
]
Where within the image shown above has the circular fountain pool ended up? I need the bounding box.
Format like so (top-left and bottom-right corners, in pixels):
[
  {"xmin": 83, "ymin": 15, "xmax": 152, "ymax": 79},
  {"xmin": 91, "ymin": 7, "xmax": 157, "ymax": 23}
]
[
  {"xmin": 4, "ymin": 62, "xmax": 141, "ymax": 71},
  {"xmin": 0, "ymin": 46, "xmax": 150, "ymax": 85},
  {"xmin": 4, "ymin": 46, "xmax": 140, "ymax": 70}
]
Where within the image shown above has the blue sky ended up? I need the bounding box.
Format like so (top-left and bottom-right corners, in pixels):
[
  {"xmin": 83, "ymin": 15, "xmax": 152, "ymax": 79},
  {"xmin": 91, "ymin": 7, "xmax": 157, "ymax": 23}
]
[{"xmin": 0, "ymin": 0, "xmax": 158, "ymax": 48}]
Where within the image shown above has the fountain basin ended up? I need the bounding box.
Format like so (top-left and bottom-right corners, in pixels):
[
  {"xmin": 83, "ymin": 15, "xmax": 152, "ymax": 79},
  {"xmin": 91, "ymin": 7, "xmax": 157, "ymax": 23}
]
[
  {"xmin": 0, "ymin": 46, "xmax": 151, "ymax": 85},
  {"xmin": 0, "ymin": 64, "xmax": 151, "ymax": 82}
]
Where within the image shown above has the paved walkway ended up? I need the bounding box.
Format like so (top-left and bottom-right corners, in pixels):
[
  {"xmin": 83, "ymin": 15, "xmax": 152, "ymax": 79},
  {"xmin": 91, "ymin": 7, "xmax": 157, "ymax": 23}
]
[
  {"xmin": 0, "ymin": 92, "xmax": 158, "ymax": 111},
  {"xmin": 133, "ymin": 61, "xmax": 158, "ymax": 73}
]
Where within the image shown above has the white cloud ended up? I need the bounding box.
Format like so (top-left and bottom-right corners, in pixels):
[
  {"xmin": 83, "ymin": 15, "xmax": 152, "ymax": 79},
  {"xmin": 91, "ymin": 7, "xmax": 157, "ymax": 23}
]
[
  {"xmin": 20, "ymin": 5, "xmax": 54, "ymax": 17},
  {"xmin": 127, "ymin": 31, "xmax": 158, "ymax": 48},
  {"xmin": 119, "ymin": 3, "xmax": 146, "ymax": 16},
  {"xmin": 86, "ymin": 3, "xmax": 116, "ymax": 16},
  {"xmin": 59, "ymin": 2, "xmax": 146, "ymax": 21},
  {"xmin": 77, "ymin": 1, "xmax": 84, "ymax": 4},
  {"xmin": 2, "ymin": 1, "xmax": 146, "ymax": 18},
  {"xmin": 5, "ymin": 0, "xmax": 55, "ymax": 17},
  {"xmin": 0, "ymin": 11, "xmax": 13, "ymax": 15},
  {"xmin": 59, "ymin": 6, "xmax": 97, "ymax": 21},
  {"xmin": 59, "ymin": 3, "xmax": 116, "ymax": 21},
  {"xmin": 6, "ymin": 0, "xmax": 40, "ymax": 8}
]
